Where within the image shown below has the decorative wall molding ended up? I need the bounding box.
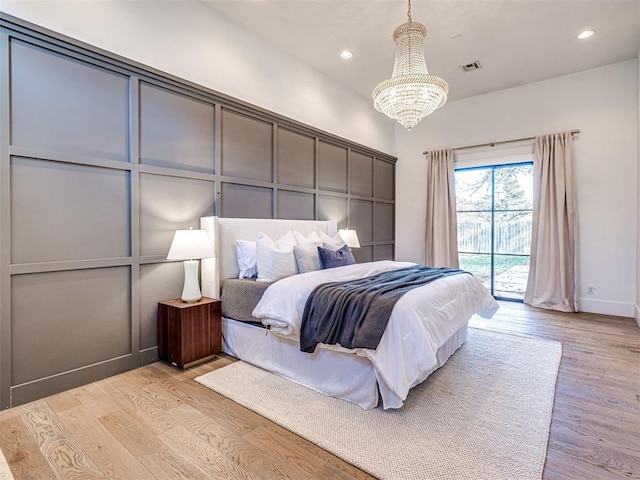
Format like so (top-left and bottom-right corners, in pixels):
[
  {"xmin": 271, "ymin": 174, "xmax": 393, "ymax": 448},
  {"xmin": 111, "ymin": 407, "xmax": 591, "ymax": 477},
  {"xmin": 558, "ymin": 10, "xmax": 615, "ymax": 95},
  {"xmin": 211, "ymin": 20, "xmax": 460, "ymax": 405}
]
[{"xmin": 0, "ymin": 13, "xmax": 397, "ymax": 408}]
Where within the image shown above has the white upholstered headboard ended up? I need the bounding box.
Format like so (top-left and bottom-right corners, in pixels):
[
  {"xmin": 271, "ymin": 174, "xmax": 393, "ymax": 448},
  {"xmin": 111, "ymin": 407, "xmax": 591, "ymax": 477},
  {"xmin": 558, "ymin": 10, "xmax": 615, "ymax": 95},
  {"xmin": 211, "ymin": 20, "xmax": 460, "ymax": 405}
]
[{"xmin": 200, "ymin": 216, "xmax": 338, "ymax": 299}]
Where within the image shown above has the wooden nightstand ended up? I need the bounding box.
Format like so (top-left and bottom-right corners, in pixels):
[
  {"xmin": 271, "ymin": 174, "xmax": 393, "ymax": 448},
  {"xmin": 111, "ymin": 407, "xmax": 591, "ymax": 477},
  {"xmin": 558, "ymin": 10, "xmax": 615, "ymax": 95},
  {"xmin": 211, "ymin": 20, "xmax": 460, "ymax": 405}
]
[{"xmin": 157, "ymin": 297, "xmax": 222, "ymax": 369}]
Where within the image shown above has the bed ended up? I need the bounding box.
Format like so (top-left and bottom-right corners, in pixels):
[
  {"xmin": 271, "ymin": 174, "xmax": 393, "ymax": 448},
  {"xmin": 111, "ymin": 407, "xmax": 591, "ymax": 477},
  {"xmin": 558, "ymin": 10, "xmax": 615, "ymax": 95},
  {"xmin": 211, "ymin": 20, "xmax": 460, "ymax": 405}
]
[{"xmin": 200, "ymin": 216, "xmax": 499, "ymax": 410}]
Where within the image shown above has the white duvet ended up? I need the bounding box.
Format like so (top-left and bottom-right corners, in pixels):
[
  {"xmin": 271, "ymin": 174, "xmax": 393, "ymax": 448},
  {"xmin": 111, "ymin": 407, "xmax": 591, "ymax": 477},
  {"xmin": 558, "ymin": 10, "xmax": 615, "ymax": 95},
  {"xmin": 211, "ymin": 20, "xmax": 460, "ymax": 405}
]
[{"xmin": 253, "ymin": 260, "xmax": 499, "ymax": 408}]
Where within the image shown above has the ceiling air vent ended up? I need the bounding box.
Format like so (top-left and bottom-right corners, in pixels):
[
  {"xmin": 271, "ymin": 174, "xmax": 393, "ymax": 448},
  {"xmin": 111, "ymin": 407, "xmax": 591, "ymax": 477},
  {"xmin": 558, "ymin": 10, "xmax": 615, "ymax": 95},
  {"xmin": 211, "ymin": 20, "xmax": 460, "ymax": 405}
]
[{"xmin": 460, "ymin": 61, "xmax": 482, "ymax": 72}]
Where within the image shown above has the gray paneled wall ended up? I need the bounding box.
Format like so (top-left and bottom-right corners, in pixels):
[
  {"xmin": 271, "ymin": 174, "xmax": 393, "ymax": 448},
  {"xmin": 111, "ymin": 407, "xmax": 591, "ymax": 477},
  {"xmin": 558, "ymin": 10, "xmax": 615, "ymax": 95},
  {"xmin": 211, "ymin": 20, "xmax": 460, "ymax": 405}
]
[
  {"xmin": 0, "ymin": 14, "xmax": 396, "ymax": 408},
  {"xmin": 140, "ymin": 83, "xmax": 215, "ymax": 173},
  {"xmin": 11, "ymin": 39, "xmax": 130, "ymax": 161}
]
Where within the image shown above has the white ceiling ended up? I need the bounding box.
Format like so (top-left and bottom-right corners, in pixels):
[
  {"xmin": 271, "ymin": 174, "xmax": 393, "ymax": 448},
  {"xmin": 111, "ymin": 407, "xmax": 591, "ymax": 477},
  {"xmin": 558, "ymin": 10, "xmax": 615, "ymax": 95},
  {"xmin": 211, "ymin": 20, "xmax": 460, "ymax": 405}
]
[{"xmin": 201, "ymin": 0, "xmax": 640, "ymax": 102}]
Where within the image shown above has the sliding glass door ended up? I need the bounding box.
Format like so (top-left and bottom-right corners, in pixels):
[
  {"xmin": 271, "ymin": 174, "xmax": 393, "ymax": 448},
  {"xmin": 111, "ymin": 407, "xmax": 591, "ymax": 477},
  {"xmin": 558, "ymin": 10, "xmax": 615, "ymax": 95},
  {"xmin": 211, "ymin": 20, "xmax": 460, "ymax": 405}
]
[{"xmin": 455, "ymin": 163, "xmax": 533, "ymax": 300}]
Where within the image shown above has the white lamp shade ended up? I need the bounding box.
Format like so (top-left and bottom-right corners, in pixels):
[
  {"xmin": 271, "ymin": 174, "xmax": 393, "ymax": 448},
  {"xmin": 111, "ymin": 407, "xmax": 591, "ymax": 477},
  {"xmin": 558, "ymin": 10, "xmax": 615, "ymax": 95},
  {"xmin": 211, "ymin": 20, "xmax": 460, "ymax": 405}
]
[
  {"xmin": 338, "ymin": 229, "xmax": 361, "ymax": 248},
  {"xmin": 167, "ymin": 229, "xmax": 215, "ymax": 260}
]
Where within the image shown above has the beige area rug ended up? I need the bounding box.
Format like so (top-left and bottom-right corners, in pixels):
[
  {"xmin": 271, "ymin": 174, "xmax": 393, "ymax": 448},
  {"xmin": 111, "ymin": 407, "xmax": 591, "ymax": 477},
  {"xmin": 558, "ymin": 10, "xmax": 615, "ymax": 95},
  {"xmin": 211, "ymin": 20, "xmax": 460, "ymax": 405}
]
[{"xmin": 196, "ymin": 328, "xmax": 562, "ymax": 480}]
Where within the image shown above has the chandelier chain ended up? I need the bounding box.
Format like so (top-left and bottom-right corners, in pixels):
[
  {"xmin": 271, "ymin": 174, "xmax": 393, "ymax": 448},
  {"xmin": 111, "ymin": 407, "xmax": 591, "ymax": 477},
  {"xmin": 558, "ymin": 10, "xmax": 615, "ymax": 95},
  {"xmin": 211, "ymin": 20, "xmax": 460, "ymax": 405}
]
[{"xmin": 407, "ymin": 0, "xmax": 412, "ymax": 22}]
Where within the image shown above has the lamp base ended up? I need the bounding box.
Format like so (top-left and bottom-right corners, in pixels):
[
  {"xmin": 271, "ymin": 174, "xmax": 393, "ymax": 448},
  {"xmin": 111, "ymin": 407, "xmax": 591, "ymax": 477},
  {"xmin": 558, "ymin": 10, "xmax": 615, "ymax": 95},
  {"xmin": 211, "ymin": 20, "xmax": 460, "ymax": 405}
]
[{"xmin": 181, "ymin": 260, "xmax": 202, "ymax": 303}]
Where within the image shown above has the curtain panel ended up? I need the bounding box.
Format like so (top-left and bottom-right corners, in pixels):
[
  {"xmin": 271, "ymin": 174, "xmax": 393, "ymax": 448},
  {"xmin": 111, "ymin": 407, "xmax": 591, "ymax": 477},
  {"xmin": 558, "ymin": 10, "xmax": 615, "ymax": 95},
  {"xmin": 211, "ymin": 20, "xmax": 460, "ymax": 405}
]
[
  {"xmin": 425, "ymin": 149, "xmax": 459, "ymax": 268},
  {"xmin": 525, "ymin": 131, "xmax": 578, "ymax": 312}
]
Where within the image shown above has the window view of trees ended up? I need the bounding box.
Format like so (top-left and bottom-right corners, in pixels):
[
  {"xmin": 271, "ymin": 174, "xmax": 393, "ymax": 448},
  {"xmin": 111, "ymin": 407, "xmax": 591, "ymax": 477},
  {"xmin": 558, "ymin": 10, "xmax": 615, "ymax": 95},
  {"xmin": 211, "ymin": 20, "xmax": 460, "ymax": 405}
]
[{"xmin": 455, "ymin": 163, "xmax": 533, "ymax": 300}]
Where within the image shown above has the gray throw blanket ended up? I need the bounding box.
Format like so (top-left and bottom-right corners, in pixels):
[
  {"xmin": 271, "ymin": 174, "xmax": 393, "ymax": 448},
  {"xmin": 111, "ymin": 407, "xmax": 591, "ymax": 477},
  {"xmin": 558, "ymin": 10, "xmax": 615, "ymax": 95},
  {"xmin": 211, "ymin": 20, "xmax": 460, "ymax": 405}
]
[{"xmin": 299, "ymin": 266, "xmax": 467, "ymax": 353}]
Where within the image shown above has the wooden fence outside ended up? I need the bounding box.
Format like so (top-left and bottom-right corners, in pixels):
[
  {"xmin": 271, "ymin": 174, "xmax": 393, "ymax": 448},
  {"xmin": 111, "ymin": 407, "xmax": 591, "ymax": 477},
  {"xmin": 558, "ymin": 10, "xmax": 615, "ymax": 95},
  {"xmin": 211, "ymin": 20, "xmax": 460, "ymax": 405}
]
[{"xmin": 458, "ymin": 221, "xmax": 531, "ymax": 255}]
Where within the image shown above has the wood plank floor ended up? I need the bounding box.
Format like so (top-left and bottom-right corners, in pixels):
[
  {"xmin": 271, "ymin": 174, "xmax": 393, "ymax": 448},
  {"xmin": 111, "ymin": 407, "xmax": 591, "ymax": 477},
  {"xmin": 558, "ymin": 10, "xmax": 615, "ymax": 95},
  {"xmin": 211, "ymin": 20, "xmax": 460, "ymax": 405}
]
[{"xmin": 0, "ymin": 302, "xmax": 638, "ymax": 479}]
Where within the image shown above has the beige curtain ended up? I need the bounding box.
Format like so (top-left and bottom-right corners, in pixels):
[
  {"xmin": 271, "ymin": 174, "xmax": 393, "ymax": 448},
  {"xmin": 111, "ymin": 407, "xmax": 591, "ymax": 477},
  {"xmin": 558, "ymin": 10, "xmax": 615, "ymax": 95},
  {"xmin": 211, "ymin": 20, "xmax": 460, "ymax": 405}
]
[
  {"xmin": 425, "ymin": 149, "xmax": 459, "ymax": 268},
  {"xmin": 525, "ymin": 131, "xmax": 578, "ymax": 312}
]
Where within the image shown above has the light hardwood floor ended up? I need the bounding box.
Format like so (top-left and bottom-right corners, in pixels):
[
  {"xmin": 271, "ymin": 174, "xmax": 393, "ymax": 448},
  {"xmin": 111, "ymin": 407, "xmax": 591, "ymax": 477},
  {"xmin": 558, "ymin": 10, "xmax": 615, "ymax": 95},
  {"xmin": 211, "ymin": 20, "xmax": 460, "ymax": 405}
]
[{"xmin": 0, "ymin": 302, "xmax": 638, "ymax": 479}]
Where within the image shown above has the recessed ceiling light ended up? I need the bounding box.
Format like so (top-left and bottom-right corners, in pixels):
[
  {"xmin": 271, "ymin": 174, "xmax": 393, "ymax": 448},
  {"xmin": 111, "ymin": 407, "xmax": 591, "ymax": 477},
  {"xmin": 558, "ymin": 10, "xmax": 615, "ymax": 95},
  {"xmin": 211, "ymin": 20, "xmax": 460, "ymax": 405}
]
[
  {"xmin": 577, "ymin": 29, "xmax": 595, "ymax": 40},
  {"xmin": 340, "ymin": 50, "xmax": 353, "ymax": 59}
]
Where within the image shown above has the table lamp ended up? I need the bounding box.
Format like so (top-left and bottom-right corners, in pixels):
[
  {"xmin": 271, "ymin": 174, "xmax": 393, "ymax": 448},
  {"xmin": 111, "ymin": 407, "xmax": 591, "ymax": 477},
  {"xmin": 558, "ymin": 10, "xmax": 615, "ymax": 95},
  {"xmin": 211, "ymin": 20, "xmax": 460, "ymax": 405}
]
[
  {"xmin": 338, "ymin": 229, "xmax": 361, "ymax": 249},
  {"xmin": 167, "ymin": 227, "xmax": 215, "ymax": 303}
]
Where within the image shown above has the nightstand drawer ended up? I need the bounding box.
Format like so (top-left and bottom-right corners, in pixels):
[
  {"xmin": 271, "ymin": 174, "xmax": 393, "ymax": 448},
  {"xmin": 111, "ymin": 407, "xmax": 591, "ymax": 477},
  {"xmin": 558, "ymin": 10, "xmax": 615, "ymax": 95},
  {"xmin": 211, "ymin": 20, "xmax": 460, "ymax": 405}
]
[{"xmin": 158, "ymin": 297, "xmax": 221, "ymax": 369}]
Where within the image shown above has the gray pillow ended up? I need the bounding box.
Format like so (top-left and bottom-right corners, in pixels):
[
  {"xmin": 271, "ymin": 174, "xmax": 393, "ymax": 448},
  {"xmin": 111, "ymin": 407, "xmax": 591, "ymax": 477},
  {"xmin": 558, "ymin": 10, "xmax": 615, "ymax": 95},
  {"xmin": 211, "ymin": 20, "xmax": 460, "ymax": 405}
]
[
  {"xmin": 318, "ymin": 244, "xmax": 356, "ymax": 269},
  {"xmin": 293, "ymin": 245, "xmax": 322, "ymax": 273}
]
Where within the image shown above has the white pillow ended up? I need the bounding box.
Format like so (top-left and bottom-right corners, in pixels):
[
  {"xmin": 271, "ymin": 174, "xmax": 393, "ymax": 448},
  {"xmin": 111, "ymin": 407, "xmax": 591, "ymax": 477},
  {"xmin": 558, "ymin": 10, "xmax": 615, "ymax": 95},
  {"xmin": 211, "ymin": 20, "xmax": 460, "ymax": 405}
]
[
  {"xmin": 293, "ymin": 230, "xmax": 323, "ymax": 247},
  {"xmin": 256, "ymin": 231, "xmax": 298, "ymax": 283},
  {"xmin": 318, "ymin": 231, "xmax": 347, "ymax": 250},
  {"xmin": 236, "ymin": 240, "xmax": 257, "ymax": 278}
]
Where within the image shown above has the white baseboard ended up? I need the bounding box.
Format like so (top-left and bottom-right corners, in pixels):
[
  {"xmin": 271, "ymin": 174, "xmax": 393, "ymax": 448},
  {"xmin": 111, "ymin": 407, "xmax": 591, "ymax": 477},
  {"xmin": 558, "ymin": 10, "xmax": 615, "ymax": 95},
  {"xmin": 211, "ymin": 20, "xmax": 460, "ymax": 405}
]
[
  {"xmin": 635, "ymin": 304, "xmax": 640, "ymax": 328},
  {"xmin": 578, "ymin": 298, "xmax": 635, "ymax": 318}
]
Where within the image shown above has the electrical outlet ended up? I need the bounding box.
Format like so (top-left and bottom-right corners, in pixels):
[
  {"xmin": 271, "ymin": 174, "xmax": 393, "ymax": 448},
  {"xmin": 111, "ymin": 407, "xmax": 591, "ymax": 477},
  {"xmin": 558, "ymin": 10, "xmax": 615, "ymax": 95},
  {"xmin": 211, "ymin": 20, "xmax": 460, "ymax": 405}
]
[{"xmin": 587, "ymin": 285, "xmax": 596, "ymax": 295}]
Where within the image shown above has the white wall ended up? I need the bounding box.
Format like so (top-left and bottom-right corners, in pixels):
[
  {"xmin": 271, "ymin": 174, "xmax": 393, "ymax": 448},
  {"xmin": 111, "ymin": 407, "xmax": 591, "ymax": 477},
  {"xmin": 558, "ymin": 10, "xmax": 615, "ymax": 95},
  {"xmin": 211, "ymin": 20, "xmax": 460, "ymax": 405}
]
[
  {"xmin": 636, "ymin": 47, "xmax": 640, "ymax": 326},
  {"xmin": 396, "ymin": 60, "xmax": 639, "ymax": 317},
  {"xmin": 0, "ymin": 0, "xmax": 395, "ymax": 155}
]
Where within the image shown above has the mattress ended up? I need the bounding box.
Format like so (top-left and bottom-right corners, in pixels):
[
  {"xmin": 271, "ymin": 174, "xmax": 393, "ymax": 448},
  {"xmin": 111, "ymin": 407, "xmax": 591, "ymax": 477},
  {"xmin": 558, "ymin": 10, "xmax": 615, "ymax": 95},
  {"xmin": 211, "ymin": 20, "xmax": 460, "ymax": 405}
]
[{"xmin": 221, "ymin": 278, "xmax": 271, "ymax": 323}]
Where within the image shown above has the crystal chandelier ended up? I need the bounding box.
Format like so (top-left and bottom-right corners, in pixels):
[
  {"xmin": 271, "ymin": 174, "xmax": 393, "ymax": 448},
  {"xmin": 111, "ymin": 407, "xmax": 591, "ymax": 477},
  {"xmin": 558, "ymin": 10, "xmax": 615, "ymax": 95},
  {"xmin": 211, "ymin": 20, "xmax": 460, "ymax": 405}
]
[{"xmin": 372, "ymin": 0, "xmax": 448, "ymax": 130}]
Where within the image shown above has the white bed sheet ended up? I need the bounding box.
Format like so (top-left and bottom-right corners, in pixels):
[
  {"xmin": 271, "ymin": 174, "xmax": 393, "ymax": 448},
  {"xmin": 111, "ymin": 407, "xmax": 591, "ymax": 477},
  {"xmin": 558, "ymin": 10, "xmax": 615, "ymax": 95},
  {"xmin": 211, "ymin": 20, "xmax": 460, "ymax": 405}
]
[
  {"xmin": 222, "ymin": 318, "xmax": 380, "ymax": 409},
  {"xmin": 222, "ymin": 317, "xmax": 469, "ymax": 410},
  {"xmin": 253, "ymin": 261, "xmax": 499, "ymax": 409}
]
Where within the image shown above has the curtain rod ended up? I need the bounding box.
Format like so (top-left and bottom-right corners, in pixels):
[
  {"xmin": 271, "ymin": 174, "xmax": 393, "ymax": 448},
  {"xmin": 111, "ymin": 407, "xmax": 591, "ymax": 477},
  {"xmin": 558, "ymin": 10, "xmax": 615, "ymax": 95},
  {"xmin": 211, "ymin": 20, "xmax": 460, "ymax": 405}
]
[{"xmin": 422, "ymin": 129, "xmax": 580, "ymax": 155}]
